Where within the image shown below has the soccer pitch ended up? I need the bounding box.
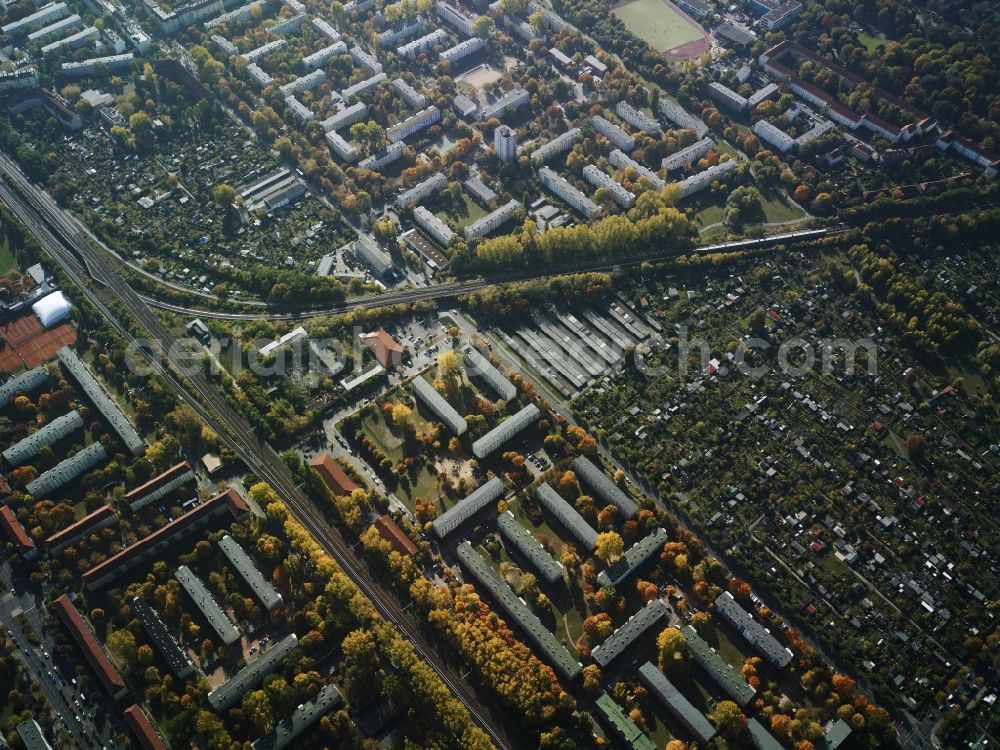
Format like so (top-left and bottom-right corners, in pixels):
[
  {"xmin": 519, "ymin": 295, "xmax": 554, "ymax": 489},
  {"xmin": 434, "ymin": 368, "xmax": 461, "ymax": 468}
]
[{"xmin": 612, "ymin": 0, "xmax": 705, "ymax": 53}]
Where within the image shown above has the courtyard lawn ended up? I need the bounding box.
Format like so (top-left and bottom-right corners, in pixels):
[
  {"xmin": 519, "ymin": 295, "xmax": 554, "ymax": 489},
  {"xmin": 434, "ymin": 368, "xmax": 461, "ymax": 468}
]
[
  {"xmin": 857, "ymin": 32, "xmax": 887, "ymax": 53},
  {"xmin": 434, "ymin": 192, "xmax": 488, "ymax": 231},
  {"xmin": 612, "ymin": 0, "xmax": 703, "ymax": 53},
  {"xmin": 759, "ymin": 190, "xmax": 807, "ymax": 223}
]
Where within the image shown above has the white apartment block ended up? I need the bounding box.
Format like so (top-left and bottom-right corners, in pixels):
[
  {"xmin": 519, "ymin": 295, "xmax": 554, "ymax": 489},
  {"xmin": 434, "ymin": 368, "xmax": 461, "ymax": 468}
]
[
  {"xmin": 40, "ymin": 26, "xmax": 99, "ymax": 57},
  {"xmin": 61, "ymin": 53, "xmax": 134, "ymax": 77},
  {"xmin": 26, "ymin": 14, "xmax": 80, "ymax": 45},
  {"xmin": 398, "ymin": 28, "xmax": 448, "ymax": 58},
  {"xmin": 379, "ymin": 19, "xmax": 423, "ymax": 48},
  {"xmin": 342, "ymin": 72, "xmax": 387, "ymax": 100},
  {"xmin": 359, "ymin": 141, "xmax": 406, "ymax": 171},
  {"xmin": 302, "ymin": 41, "xmax": 347, "ymax": 70},
  {"xmin": 676, "ymin": 158, "xmax": 738, "ymax": 197},
  {"xmin": 439, "ymin": 36, "xmax": 486, "ymax": 63},
  {"xmin": 270, "ymin": 12, "xmax": 306, "ymax": 34},
  {"xmin": 582, "ymin": 164, "xmax": 635, "ymax": 209},
  {"xmin": 608, "ymin": 148, "xmax": 664, "ymax": 188},
  {"xmin": 752, "ymin": 119, "xmax": 794, "ymax": 153},
  {"xmin": 211, "ymin": 33, "xmax": 238, "ymax": 55},
  {"xmin": 707, "ymin": 81, "xmax": 748, "ymax": 112},
  {"xmin": 312, "ymin": 17, "xmax": 340, "ymax": 41},
  {"xmin": 464, "ymin": 198, "xmax": 521, "ymax": 239},
  {"xmin": 242, "ymin": 39, "xmax": 287, "ymax": 63},
  {"xmin": 615, "ymin": 101, "xmax": 659, "ymax": 133},
  {"xmin": 396, "ymin": 172, "xmax": 447, "ymax": 208},
  {"xmin": 246, "ymin": 63, "xmax": 273, "ymax": 87},
  {"xmin": 282, "ymin": 0, "xmax": 306, "ymax": 12},
  {"xmin": 794, "ymin": 119, "xmax": 835, "ymax": 147},
  {"xmin": 321, "ymin": 101, "xmax": 367, "ymax": 132},
  {"xmin": 326, "ymin": 130, "xmax": 359, "ymax": 162},
  {"xmin": 659, "ymin": 98, "xmax": 709, "ymax": 138},
  {"xmin": 387, "ymin": 105, "xmax": 440, "ymax": 142},
  {"xmin": 204, "ymin": 0, "xmax": 266, "ymax": 28},
  {"xmin": 3, "ymin": 2, "xmax": 69, "ymax": 36},
  {"xmin": 494, "ymin": 125, "xmax": 517, "ymax": 162},
  {"xmin": 284, "ymin": 95, "xmax": 314, "ymax": 122},
  {"xmin": 591, "ymin": 114, "xmax": 635, "ymax": 152},
  {"xmin": 349, "ymin": 45, "xmax": 382, "ymax": 73},
  {"xmin": 392, "ymin": 78, "xmax": 426, "ymax": 109},
  {"xmin": 661, "ymin": 137, "xmax": 714, "ymax": 172},
  {"xmin": 0, "ymin": 68, "xmax": 38, "ymax": 93},
  {"xmin": 539, "ymin": 166, "xmax": 601, "ymax": 219},
  {"xmin": 747, "ymin": 82, "xmax": 779, "ymax": 108},
  {"xmin": 480, "ymin": 87, "xmax": 529, "ymax": 120},
  {"xmin": 413, "ymin": 205, "xmax": 456, "ymax": 246},
  {"xmin": 435, "ymin": 1, "xmax": 474, "ymax": 36},
  {"xmin": 530, "ymin": 127, "xmax": 581, "ymax": 163},
  {"xmin": 279, "ymin": 69, "xmax": 327, "ymax": 96}
]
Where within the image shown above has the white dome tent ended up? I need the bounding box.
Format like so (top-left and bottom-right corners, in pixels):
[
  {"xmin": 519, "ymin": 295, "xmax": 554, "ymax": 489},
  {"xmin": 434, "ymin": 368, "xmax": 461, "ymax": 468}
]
[{"xmin": 31, "ymin": 291, "xmax": 72, "ymax": 328}]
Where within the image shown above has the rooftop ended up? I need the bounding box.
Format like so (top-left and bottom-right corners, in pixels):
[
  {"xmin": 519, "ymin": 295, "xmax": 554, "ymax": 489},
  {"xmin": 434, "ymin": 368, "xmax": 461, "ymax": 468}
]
[{"xmin": 52, "ymin": 594, "xmax": 127, "ymax": 698}]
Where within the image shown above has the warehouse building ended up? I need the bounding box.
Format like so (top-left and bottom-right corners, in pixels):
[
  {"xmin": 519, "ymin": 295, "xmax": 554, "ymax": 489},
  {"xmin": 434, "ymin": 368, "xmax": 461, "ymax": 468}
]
[
  {"xmin": 176, "ymin": 565, "xmax": 241, "ymax": 646},
  {"xmin": 463, "ymin": 346, "xmax": 516, "ymax": 400},
  {"xmin": 411, "ymin": 376, "xmax": 467, "ymax": 435},
  {"xmin": 534, "ymin": 482, "xmax": 597, "ymax": 549},
  {"xmin": 208, "ymin": 634, "xmax": 299, "ymax": 711},
  {"xmin": 497, "ymin": 510, "xmax": 563, "ymax": 584},
  {"xmin": 457, "ymin": 542, "xmax": 581, "ymax": 680},
  {"xmin": 638, "ymin": 662, "xmax": 716, "ymax": 744},
  {"xmin": 83, "ymin": 489, "xmax": 249, "ymax": 590},
  {"xmin": 2, "ymin": 410, "xmax": 83, "ymax": 467},
  {"xmin": 58, "ymin": 346, "xmax": 144, "ymax": 455},
  {"xmin": 597, "ymin": 527, "xmax": 668, "ymax": 587},
  {"xmin": 26, "ymin": 441, "xmax": 107, "ymax": 497},
  {"xmin": 591, "ymin": 599, "xmax": 667, "ymax": 667},
  {"xmin": 131, "ymin": 597, "xmax": 195, "ymax": 680},
  {"xmin": 715, "ymin": 591, "xmax": 793, "ymax": 668},
  {"xmin": 471, "ymin": 403, "xmax": 540, "ymax": 458},
  {"xmin": 572, "ymin": 455, "xmax": 638, "ymax": 518},
  {"xmin": 219, "ymin": 535, "xmax": 283, "ymax": 612},
  {"xmin": 682, "ymin": 624, "xmax": 756, "ymax": 706},
  {"xmin": 431, "ymin": 476, "xmax": 505, "ymax": 538}
]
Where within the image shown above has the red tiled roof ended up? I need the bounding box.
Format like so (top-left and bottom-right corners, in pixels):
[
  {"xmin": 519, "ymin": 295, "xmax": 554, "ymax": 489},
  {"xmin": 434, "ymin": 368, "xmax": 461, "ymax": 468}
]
[
  {"xmin": 82, "ymin": 489, "xmax": 248, "ymax": 588},
  {"xmin": 0, "ymin": 505, "xmax": 35, "ymax": 554},
  {"xmin": 123, "ymin": 461, "xmax": 193, "ymax": 502},
  {"xmin": 374, "ymin": 515, "xmax": 417, "ymax": 556},
  {"xmin": 361, "ymin": 328, "xmax": 404, "ymax": 369},
  {"xmin": 53, "ymin": 595, "xmax": 127, "ymax": 698},
  {"xmin": 310, "ymin": 453, "xmax": 360, "ymax": 496},
  {"xmin": 45, "ymin": 504, "xmax": 117, "ymax": 550},
  {"xmin": 827, "ymin": 100, "xmax": 863, "ymax": 123},
  {"xmin": 123, "ymin": 705, "xmax": 166, "ymax": 750}
]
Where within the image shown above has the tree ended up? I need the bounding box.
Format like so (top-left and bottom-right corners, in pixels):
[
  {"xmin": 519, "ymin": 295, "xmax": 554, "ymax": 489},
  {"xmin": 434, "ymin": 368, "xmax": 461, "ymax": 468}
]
[
  {"xmin": 500, "ymin": 0, "xmax": 526, "ymax": 12},
  {"xmin": 657, "ymin": 627, "xmax": 688, "ymax": 672},
  {"xmin": 906, "ymin": 433, "xmax": 926, "ymax": 461},
  {"xmin": 391, "ymin": 403, "xmax": 413, "ymax": 427},
  {"xmin": 107, "ymin": 629, "xmax": 138, "ymax": 671},
  {"xmin": 594, "ymin": 531, "xmax": 624, "ymax": 565},
  {"xmin": 242, "ymin": 689, "xmax": 275, "ymax": 735},
  {"xmin": 711, "ymin": 700, "xmax": 747, "ymax": 737},
  {"xmin": 472, "ymin": 15, "xmax": 495, "ymax": 37}
]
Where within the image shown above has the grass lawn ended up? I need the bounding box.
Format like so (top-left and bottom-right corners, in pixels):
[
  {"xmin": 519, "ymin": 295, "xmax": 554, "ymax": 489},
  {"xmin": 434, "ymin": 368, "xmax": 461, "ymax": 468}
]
[
  {"xmin": 612, "ymin": 0, "xmax": 703, "ymax": 53},
  {"xmin": 435, "ymin": 192, "xmax": 488, "ymax": 231},
  {"xmin": 857, "ymin": 32, "xmax": 887, "ymax": 53},
  {"xmin": 0, "ymin": 236, "xmax": 15, "ymax": 276},
  {"xmin": 691, "ymin": 199, "xmax": 725, "ymax": 230},
  {"xmin": 759, "ymin": 190, "xmax": 807, "ymax": 223}
]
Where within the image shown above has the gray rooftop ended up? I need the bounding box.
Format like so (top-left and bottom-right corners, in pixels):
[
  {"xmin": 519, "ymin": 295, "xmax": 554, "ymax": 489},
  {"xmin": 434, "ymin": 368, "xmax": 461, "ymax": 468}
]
[
  {"xmin": 251, "ymin": 683, "xmax": 343, "ymax": 750},
  {"xmin": 2, "ymin": 409, "xmax": 83, "ymax": 466},
  {"xmin": 412, "ymin": 376, "xmax": 467, "ymax": 436},
  {"xmin": 534, "ymin": 482, "xmax": 598, "ymax": 549},
  {"xmin": 432, "ymin": 476, "xmax": 505, "ymax": 538},
  {"xmin": 463, "ymin": 346, "xmax": 516, "ymax": 400},
  {"xmin": 0, "ymin": 366, "xmax": 49, "ymax": 409},
  {"xmin": 58, "ymin": 347, "xmax": 144, "ymax": 455},
  {"xmin": 591, "ymin": 599, "xmax": 667, "ymax": 667},
  {"xmin": 682, "ymin": 625, "xmax": 756, "ymax": 706},
  {"xmin": 219, "ymin": 535, "xmax": 283, "ymax": 612},
  {"xmin": 208, "ymin": 634, "xmax": 298, "ymax": 711},
  {"xmin": 15, "ymin": 719, "xmax": 52, "ymax": 750},
  {"xmin": 748, "ymin": 717, "xmax": 784, "ymax": 750},
  {"xmin": 638, "ymin": 662, "xmax": 716, "ymax": 744},
  {"xmin": 715, "ymin": 591, "xmax": 792, "ymax": 668},
  {"xmin": 571, "ymin": 455, "xmax": 638, "ymax": 518},
  {"xmin": 26, "ymin": 441, "xmax": 107, "ymax": 497},
  {"xmin": 131, "ymin": 597, "xmax": 195, "ymax": 680},
  {"xmin": 471, "ymin": 403, "xmax": 540, "ymax": 459},
  {"xmin": 457, "ymin": 541, "xmax": 581, "ymax": 680},
  {"xmin": 498, "ymin": 511, "xmax": 563, "ymax": 584},
  {"xmin": 175, "ymin": 565, "xmax": 240, "ymax": 646},
  {"xmin": 597, "ymin": 528, "xmax": 668, "ymax": 587}
]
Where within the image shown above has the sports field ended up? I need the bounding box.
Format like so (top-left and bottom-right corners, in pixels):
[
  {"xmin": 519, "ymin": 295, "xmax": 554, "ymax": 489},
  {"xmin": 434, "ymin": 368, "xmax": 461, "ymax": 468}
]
[{"xmin": 612, "ymin": 0, "xmax": 709, "ymax": 58}]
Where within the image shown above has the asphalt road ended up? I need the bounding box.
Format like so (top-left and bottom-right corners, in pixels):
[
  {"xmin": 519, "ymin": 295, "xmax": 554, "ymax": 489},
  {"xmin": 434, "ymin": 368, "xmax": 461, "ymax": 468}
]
[{"xmin": 0, "ymin": 154, "xmax": 515, "ymax": 749}]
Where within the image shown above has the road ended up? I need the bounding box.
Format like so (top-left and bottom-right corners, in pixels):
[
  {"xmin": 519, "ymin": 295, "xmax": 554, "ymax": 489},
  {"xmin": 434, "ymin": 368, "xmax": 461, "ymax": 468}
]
[{"xmin": 0, "ymin": 156, "xmax": 515, "ymax": 750}]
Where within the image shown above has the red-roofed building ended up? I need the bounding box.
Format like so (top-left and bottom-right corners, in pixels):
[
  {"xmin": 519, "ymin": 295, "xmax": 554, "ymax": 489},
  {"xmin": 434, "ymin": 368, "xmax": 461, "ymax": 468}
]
[
  {"xmin": 0, "ymin": 505, "xmax": 37, "ymax": 560},
  {"xmin": 52, "ymin": 595, "xmax": 128, "ymax": 701},
  {"xmin": 123, "ymin": 704, "xmax": 166, "ymax": 750},
  {"xmin": 360, "ymin": 328, "xmax": 404, "ymax": 369},
  {"xmin": 374, "ymin": 515, "xmax": 417, "ymax": 556},
  {"xmin": 45, "ymin": 504, "xmax": 119, "ymax": 555},
  {"xmin": 82, "ymin": 489, "xmax": 249, "ymax": 590},
  {"xmin": 310, "ymin": 453, "xmax": 360, "ymax": 496}
]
